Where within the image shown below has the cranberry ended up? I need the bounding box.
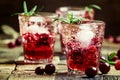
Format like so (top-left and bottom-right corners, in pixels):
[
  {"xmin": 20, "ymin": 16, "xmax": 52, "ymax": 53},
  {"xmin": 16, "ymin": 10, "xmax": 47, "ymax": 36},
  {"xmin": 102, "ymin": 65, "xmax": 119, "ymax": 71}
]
[
  {"xmin": 106, "ymin": 35, "xmax": 114, "ymax": 43},
  {"xmin": 45, "ymin": 64, "xmax": 56, "ymax": 75},
  {"xmin": 111, "ymin": 55, "xmax": 118, "ymax": 61},
  {"xmin": 100, "ymin": 56, "xmax": 106, "ymax": 61},
  {"xmin": 114, "ymin": 36, "xmax": 120, "ymax": 43},
  {"xmin": 8, "ymin": 42, "xmax": 16, "ymax": 48},
  {"xmin": 115, "ymin": 61, "xmax": 120, "ymax": 70},
  {"xmin": 35, "ymin": 67, "xmax": 44, "ymax": 75},
  {"xmin": 85, "ymin": 66, "xmax": 98, "ymax": 78},
  {"xmin": 99, "ymin": 62, "xmax": 110, "ymax": 74},
  {"xmin": 87, "ymin": 46, "xmax": 97, "ymax": 53},
  {"xmin": 117, "ymin": 49, "xmax": 120, "ymax": 59},
  {"xmin": 15, "ymin": 37, "xmax": 22, "ymax": 46}
]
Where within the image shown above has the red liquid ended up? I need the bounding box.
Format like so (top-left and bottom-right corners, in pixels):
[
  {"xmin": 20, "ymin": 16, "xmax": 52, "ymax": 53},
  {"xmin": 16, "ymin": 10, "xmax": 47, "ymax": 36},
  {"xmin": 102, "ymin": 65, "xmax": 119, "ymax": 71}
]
[
  {"xmin": 67, "ymin": 36, "xmax": 103, "ymax": 72},
  {"xmin": 22, "ymin": 33, "xmax": 55, "ymax": 62}
]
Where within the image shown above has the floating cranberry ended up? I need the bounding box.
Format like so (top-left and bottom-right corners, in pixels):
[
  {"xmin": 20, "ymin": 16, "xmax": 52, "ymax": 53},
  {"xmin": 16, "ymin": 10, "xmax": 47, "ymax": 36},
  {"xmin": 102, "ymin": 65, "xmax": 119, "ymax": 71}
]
[
  {"xmin": 117, "ymin": 49, "xmax": 120, "ymax": 59},
  {"xmin": 115, "ymin": 61, "xmax": 120, "ymax": 70},
  {"xmin": 45, "ymin": 64, "xmax": 56, "ymax": 75},
  {"xmin": 8, "ymin": 42, "xmax": 16, "ymax": 48},
  {"xmin": 85, "ymin": 66, "xmax": 98, "ymax": 78},
  {"xmin": 35, "ymin": 66, "xmax": 44, "ymax": 75},
  {"xmin": 15, "ymin": 37, "xmax": 22, "ymax": 46},
  {"xmin": 99, "ymin": 62, "xmax": 110, "ymax": 74}
]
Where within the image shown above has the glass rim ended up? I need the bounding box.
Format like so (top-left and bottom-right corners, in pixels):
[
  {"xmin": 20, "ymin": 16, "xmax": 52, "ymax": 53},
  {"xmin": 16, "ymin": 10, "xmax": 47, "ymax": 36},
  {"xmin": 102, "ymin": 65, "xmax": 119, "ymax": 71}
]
[
  {"xmin": 57, "ymin": 6, "xmax": 90, "ymax": 11},
  {"xmin": 18, "ymin": 12, "xmax": 58, "ymax": 18},
  {"xmin": 60, "ymin": 20, "xmax": 105, "ymax": 25}
]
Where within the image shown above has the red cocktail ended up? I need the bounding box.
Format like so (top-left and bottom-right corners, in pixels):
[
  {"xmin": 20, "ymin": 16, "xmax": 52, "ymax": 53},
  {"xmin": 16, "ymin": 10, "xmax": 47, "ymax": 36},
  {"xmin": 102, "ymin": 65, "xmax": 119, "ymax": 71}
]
[
  {"xmin": 56, "ymin": 6, "xmax": 94, "ymax": 54},
  {"xmin": 18, "ymin": 13, "xmax": 57, "ymax": 63},
  {"xmin": 59, "ymin": 20, "xmax": 105, "ymax": 75}
]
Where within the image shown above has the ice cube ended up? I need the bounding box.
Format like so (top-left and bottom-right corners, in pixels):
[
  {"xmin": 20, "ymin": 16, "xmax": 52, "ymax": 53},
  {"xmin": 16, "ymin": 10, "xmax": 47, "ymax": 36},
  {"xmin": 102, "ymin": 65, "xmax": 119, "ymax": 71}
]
[
  {"xmin": 79, "ymin": 24, "xmax": 92, "ymax": 30},
  {"xmin": 29, "ymin": 16, "xmax": 45, "ymax": 23},
  {"xmin": 27, "ymin": 25, "xmax": 49, "ymax": 34},
  {"xmin": 77, "ymin": 30, "xmax": 95, "ymax": 48}
]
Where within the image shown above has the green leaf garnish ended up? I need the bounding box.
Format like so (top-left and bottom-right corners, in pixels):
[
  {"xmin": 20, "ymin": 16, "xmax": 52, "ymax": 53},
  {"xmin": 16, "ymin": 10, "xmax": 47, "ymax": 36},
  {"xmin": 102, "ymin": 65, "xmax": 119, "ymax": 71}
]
[
  {"xmin": 107, "ymin": 52, "xmax": 116, "ymax": 61},
  {"xmin": 88, "ymin": 4, "xmax": 101, "ymax": 10},
  {"xmin": 59, "ymin": 13, "xmax": 85, "ymax": 24},
  {"xmin": 23, "ymin": 1, "xmax": 37, "ymax": 16}
]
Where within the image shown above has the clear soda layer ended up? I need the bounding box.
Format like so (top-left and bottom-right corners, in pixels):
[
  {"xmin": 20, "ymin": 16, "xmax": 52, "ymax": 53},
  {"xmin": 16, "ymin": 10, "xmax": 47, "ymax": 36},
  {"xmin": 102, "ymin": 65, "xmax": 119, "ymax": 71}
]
[
  {"xmin": 59, "ymin": 20, "xmax": 105, "ymax": 74},
  {"xmin": 18, "ymin": 14, "xmax": 56, "ymax": 63}
]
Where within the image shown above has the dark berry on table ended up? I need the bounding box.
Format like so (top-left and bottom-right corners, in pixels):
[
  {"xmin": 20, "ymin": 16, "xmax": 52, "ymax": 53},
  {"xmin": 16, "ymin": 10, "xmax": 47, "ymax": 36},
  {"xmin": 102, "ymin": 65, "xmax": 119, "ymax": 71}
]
[
  {"xmin": 100, "ymin": 56, "xmax": 106, "ymax": 61},
  {"xmin": 106, "ymin": 35, "xmax": 114, "ymax": 43},
  {"xmin": 85, "ymin": 66, "xmax": 98, "ymax": 78},
  {"xmin": 45, "ymin": 64, "xmax": 56, "ymax": 75},
  {"xmin": 114, "ymin": 36, "xmax": 120, "ymax": 43},
  {"xmin": 117, "ymin": 49, "xmax": 120, "ymax": 59},
  {"xmin": 111, "ymin": 55, "xmax": 118, "ymax": 61},
  {"xmin": 35, "ymin": 67, "xmax": 44, "ymax": 75},
  {"xmin": 15, "ymin": 37, "xmax": 22, "ymax": 46},
  {"xmin": 99, "ymin": 62, "xmax": 110, "ymax": 74},
  {"xmin": 115, "ymin": 61, "xmax": 120, "ymax": 70},
  {"xmin": 8, "ymin": 42, "xmax": 16, "ymax": 48}
]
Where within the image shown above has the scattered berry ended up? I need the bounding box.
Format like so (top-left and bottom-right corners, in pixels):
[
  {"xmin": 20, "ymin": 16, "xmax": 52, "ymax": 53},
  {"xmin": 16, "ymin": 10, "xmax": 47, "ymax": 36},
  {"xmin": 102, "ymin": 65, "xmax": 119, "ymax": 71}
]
[
  {"xmin": 115, "ymin": 61, "xmax": 120, "ymax": 70},
  {"xmin": 35, "ymin": 66, "xmax": 44, "ymax": 75},
  {"xmin": 106, "ymin": 35, "xmax": 114, "ymax": 43},
  {"xmin": 114, "ymin": 36, "xmax": 120, "ymax": 43},
  {"xmin": 99, "ymin": 62, "xmax": 110, "ymax": 74},
  {"xmin": 85, "ymin": 66, "xmax": 97, "ymax": 78},
  {"xmin": 45, "ymin": 64, "xmax": 56, "ymax": 75},
  {"xmin": 8, "ymin": 42, "xmax": 16, "ymax": 48},
  {"xmin": 100, "ymin": 56, "xmax": 106, "ymax": 61},
  {"xmin": 15, "ymin": 37, "xmax": 22, "ymax": 46},
  {"xmin": 111, "ymin": 55, "xmax": 118, "ymax": 61},
  {"xmin": 117, "ymin": 49, "xmax": 120, "ymax": 59}
]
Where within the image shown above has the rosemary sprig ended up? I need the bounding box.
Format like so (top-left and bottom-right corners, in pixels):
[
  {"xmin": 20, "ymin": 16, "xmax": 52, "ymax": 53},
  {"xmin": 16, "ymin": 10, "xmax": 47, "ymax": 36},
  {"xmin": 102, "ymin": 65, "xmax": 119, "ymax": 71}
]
[
  {"xmin": 84, "ymin": 4, "xmax": 101, "ymax": 12},
  {"xmin": 23, "ymin": 1, "xmax": 37, "ymax": 16},
  {"xmin": 59, "ymin": 13, "xmax": 85, "ymax": 24}
]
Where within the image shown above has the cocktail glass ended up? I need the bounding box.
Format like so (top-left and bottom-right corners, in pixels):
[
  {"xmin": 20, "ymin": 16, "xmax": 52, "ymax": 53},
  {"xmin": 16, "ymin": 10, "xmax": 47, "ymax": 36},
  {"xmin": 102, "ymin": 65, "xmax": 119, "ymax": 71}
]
[
  {"xmin": 56, "ymin": 6, "xmax": 94, "ymax": 54},
  {"xmin": 18, "ymin": 12, "xmax": 57, "ymax": 63},
  {"xmin": 58, "ymin": 20, "xmax": 105, "ymax": 75},
  {"xmin": 56, "ymin": 6, "xmax": 94, "ymax": 20}
]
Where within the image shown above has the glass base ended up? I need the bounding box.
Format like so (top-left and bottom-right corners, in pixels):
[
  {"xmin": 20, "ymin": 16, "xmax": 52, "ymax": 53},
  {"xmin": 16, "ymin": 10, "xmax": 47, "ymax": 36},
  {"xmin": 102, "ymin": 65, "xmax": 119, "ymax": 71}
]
[
  {"xmin": 24, "ymin": 58, "xmax": 52, "ymax": 64},
  {"xmin": 68, "ymin": 68, "xmax": 85, "ymax": 75}
]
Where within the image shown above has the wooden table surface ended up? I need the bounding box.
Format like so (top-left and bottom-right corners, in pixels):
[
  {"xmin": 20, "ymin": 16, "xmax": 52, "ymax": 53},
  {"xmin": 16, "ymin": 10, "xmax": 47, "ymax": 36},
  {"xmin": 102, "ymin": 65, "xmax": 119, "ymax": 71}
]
[{"xmin": 0, "ymin": 35, "xmax": 120, "ymax": 80}]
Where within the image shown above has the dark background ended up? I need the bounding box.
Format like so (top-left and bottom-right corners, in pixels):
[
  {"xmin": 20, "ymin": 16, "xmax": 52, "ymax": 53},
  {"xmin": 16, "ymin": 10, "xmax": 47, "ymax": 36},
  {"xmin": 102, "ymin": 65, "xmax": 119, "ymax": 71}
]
[{"xmin": 0, "ymin": 0, "xmax": 120, "ymax": 37}]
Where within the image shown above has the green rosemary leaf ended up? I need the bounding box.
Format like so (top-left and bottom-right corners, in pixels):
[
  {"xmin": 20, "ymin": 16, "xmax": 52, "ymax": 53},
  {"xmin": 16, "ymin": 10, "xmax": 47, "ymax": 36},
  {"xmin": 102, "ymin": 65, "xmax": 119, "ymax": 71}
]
[
  {"xmin": 89, "ymin": 4, "xmax": 101, "ymax": 10},
  {"xmin": 60, "ymin": 18, "xmax": 68, "ymax": 23},
  {"xmin": 11, "ymin": 13, "xmax": 21, "ymax": 16},
  {"xmin": 39, "ymin": 5, "xmax": 44, "ymax": 12},
  {"xmin": 68, "ymin": 13, "xmax": 73, "ymax": 23},
  {"xmin": 23, "ymin": 1, "xmax": 28, "ymax": 14},
  {"xmin": 28, "ymin": 5, "xmax": 37, "ymax": 16},
  {"xmin": 107, "ymin": 52, "xmax": 116, "ymax": 61}
]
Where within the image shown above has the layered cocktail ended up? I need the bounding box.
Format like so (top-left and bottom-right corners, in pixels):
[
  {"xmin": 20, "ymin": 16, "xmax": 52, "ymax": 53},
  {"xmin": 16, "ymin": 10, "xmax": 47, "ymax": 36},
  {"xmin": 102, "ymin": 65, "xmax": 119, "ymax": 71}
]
[{"xmin": 58, "ymin": 20, "xmax": 105, "ymax": 74}]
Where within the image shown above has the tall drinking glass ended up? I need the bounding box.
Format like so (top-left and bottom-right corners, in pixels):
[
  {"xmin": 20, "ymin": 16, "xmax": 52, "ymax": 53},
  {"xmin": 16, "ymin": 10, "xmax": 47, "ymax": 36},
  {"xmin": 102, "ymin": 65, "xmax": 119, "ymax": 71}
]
[
  {"xmin": 18, "ymin": 12, "xmax": 57, "ymax": 63},
  {"xmin": 58, "ymin": 20, "xmax": 105, "ymax": 75}
]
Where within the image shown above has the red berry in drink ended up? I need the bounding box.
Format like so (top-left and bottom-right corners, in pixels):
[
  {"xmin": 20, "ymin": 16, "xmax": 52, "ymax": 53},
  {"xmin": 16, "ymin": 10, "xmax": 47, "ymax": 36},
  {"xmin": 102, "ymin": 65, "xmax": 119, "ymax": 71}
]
[
  {"xmin": 117, "ymin": 49, "xmax": 120, "ymax": 59},
  {"xmin": 15, "ymin": 37, "xmax": 22, "ymax": 46},
  {"xmin": 99, "ymin": 62, "xmax": 110, "ymax": 74},
  {"xmin": 8, "ymin": 42, "xmax": 16, "ymax": 48},
  {"xmin": 45, "ymin": 64, "xmax": 56, "ymax": 75},
  {"xmin": 85, "ymin": 66, "xmax": 98, "ymax": 78},
  {"xmin": 35, "ymin": 67, "xmax": 44, "ymax": 75},
  {"xmin": 115, "ymin": 61, "xmax": 120, "ymax": 70}
]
